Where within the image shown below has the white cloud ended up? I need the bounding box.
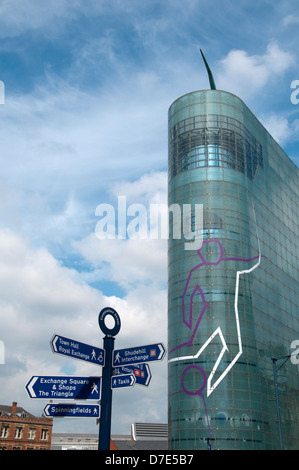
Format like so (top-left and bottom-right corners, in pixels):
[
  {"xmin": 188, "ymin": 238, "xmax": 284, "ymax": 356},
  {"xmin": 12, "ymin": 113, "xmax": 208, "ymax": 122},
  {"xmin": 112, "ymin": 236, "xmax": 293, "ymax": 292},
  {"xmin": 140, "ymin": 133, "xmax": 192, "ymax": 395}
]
[
  {"xmin": 75, "ymin": 235, "xmax": 167, "ymax": 289},
  {"xmin": 0, "ymin": 0, "xmax": 106, "ymax": 38},
  {"xmin": 109, "ymin": 171, "xmax": 167, "ymax": 205},
  {"xmin": 259, "ymin": 113, "xmax": 299, "ymax": 146},
  {"xmin": 259, "ymin": 114, "xmax": 291, "ymax": 145},
  {"xmin": 0, "ymin": 227, "xmax": 104, "ymax": 416},
  {"xmin": 282, "ymin": 14, "xmax": 299, "ymax": 27},
  {"xmin": 217, "ymin": 42, "xmax": 294, "ymax": 99},
  {"xmin": 0, "ymin": 228, "xmax": 104, "ymax": 345},
  {"xmin": 0, "ymin": 225, "xmax": 167, "ymax": 432},
  {"xmin": 74, "ymin": 171, "xmax": 168, "ymax": 290},
  {"xmin": 0, "ymin": 70, "xmax": 168, "ymax": 253}
]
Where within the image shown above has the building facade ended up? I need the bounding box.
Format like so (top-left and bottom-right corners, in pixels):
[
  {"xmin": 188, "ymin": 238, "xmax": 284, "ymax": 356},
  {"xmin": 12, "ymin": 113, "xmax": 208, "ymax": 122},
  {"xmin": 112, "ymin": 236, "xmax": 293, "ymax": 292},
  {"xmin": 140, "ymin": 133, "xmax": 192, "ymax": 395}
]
[
  {"xmin": 51, "ymin": 424, "xmax": 167, "ymax": 450},
  {"xmin": 0, "ymin": 402, "xmax": 53, "ymax": 450},
  {"xmin": 167, "ymin": 89, "xmax": 299, "ymax": 450}
]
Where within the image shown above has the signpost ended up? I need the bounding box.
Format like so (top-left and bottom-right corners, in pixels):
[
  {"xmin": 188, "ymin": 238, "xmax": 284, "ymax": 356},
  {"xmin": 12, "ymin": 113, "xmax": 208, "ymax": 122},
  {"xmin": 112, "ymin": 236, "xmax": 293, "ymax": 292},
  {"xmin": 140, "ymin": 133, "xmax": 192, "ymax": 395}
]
[
  {"xmin": 25, "ymin": 306, "xmax": 166, "ymax": 452},
  {"xmin": 25, "ymin": 376, "xmax": 101, "ymax": 400},
  {"xmin": 50, "ymin": 334, "xmax": 105, "ymax": 366},
  {"xmin": 113, "ymin": 343, "xmax": 166, "ymax": 367},
  {"xmin": 98, "ymin": 307, "xmax": 121, "ymax": 451},
  {"xmin": 113, "ymin": 363, "xmax": 152, "ymax": 387},
  {"xmin": 43, "ymin": 403, "xmax": 100, "ymax": 418}
]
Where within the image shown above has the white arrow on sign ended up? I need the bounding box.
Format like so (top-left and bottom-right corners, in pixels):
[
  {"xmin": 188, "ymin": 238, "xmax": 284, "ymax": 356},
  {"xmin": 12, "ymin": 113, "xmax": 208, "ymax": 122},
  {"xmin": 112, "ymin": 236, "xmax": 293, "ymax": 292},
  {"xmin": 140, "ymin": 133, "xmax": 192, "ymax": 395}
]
[
  {"xmin": 27, "ymin": 377, "xmax": 38, "ymax": 398},
  {"xmin": 157, "ymin": 344, "xmax": 165, "ymax": 360}
]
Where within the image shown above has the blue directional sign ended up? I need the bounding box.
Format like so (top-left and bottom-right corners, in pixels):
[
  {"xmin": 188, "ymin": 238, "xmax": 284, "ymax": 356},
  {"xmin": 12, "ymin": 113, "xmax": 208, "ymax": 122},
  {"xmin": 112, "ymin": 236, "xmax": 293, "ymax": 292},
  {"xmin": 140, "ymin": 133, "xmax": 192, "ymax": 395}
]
[
  {"xmin": 25, "ymin": 376, "xmax": 101, "ymax": 400},
  {"xmin": 50, "ymin": 334, "xmax": 105, "ymax": 366},
  {"xmin": 113, "ymin": 363, "xmax": 152, "ymax": 387},
  {"xmin": 111, "ymin": 374, "xmax": 136, "ymax": 389},
  {"xmin": 113, "ymin": 343, "xmax": 166, "ymax": 367},
  {"xmin": 43, "ymin": 403, "xmax": 100, "ymax": 418}
]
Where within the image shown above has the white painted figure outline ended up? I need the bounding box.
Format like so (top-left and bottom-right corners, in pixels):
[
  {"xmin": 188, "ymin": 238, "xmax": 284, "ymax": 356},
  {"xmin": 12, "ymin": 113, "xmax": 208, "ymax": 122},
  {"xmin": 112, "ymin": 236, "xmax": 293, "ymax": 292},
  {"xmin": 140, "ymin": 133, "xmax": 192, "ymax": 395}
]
[{"xmin": 169, "ymin": 230, "xmax": 262, "ymax": 397}]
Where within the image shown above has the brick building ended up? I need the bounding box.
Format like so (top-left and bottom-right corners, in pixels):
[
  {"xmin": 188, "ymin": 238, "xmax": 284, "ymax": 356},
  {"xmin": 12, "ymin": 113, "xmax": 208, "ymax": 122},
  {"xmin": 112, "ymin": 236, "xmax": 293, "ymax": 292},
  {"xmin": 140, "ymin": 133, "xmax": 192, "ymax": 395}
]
[{"xmin": 0, "ymin": 401, "xmax": 53, "ymax": 450}]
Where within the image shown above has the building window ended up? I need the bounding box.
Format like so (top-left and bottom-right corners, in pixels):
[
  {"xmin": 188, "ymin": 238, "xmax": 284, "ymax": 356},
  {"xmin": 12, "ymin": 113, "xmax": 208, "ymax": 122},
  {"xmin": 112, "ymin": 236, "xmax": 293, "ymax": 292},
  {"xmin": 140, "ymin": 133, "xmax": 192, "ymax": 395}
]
[
  {"xmin": 0, "ymin": 424, "xmax": 9, "ymax": 438},
  {"xmin": 28, "ymin": 428, "xmax": 36, "ymax": 440},
  {"xmin": 41, "ymin": 429, "xmax": 49, "ymax": 441},
  {"xmin": 14, "ymin": 426, "xmax": 23, "ymax": 439},
  {"xmin": 169, "ymin": 115, "xmax": 263, "ymax": 181}
]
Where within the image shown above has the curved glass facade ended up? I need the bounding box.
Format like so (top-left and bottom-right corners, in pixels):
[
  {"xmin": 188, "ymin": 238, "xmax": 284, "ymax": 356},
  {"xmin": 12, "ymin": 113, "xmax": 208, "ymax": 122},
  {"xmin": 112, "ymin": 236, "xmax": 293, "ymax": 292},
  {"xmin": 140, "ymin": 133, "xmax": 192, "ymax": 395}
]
[{"xmin": 168, "ymin": 90, "xmax": 299, "ymax": 450}]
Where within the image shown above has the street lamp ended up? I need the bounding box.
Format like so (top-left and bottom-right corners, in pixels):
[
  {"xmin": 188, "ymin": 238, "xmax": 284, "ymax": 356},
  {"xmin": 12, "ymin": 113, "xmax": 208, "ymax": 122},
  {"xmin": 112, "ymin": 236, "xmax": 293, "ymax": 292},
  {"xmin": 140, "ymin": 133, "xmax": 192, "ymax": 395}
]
[{"xmin": 271, "ymin": 354, "xmax": 291, "ymax": 450}]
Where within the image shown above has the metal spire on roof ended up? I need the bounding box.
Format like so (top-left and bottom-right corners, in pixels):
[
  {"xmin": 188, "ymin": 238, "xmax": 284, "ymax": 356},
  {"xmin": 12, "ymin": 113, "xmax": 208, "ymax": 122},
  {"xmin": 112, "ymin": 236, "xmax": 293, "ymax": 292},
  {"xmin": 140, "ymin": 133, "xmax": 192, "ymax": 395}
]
[{"xmin": 200, "ymin": 49, "xmax": 216, "ymax": 90}]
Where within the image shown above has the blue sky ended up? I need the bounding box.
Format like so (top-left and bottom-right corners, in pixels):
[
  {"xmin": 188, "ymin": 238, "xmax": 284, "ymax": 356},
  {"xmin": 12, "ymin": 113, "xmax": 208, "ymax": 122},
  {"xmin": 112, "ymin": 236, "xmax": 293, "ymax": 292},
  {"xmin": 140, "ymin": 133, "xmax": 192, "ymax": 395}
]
[{"xmin": 0, "ymin": 0, "xmax": 298, "ymax": 437}]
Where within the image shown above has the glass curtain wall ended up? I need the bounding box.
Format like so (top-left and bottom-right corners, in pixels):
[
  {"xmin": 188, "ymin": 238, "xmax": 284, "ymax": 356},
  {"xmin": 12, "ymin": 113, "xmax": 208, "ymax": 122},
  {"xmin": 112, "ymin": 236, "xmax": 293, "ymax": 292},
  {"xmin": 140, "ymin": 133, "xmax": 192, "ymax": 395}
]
[{"xmin": 168, "ymin": 90, "xmax": 299, "ymax": 450}]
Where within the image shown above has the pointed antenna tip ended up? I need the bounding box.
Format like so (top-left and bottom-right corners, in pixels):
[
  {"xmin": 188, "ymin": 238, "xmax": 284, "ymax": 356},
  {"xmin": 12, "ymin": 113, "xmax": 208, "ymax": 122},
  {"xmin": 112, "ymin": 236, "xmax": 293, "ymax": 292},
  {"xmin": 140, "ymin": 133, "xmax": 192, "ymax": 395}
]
[{"xmin": 200, "ymin": 49, "xmax": 217, "ymax": 90}]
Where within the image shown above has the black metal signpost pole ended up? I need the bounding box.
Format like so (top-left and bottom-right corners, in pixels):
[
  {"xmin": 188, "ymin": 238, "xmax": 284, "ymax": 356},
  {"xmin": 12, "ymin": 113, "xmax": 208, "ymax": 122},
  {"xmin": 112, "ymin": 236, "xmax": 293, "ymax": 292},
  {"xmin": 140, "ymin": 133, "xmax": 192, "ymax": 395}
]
[
  {"xmin": 99, "ymin": 335, "xmax": 114, "ymax": 450},
  {"xmin": 98, "ymin": 307, "xmax": 121, "ymax": 451}
]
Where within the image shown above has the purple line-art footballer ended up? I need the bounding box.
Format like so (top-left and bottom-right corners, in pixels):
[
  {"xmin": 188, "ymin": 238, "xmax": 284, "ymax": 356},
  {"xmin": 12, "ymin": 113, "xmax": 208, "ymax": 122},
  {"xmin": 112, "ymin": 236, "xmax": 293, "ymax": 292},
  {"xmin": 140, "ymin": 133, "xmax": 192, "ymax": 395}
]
[{"xmin": 168, "ymin": 238, "xmax": 262, "ymax": 443}]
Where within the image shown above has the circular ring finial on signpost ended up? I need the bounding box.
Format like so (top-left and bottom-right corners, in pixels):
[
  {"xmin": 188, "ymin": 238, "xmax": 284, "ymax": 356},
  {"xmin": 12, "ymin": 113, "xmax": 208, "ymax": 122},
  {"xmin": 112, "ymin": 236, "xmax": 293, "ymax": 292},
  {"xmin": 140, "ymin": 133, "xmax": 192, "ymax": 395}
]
[{"xmin": 98, "ymin": 307, "xmax": 121, "ymax": 337}]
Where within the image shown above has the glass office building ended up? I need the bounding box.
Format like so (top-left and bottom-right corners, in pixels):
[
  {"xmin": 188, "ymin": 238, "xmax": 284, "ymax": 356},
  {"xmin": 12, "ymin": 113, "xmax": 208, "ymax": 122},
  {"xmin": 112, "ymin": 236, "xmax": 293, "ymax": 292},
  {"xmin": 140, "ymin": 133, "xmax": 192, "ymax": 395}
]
[{"xmin": 168, "ymin": 89, "xmax": 299, "ymax": 450}]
